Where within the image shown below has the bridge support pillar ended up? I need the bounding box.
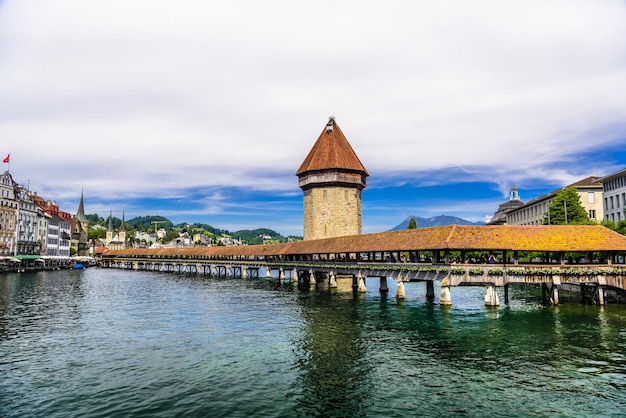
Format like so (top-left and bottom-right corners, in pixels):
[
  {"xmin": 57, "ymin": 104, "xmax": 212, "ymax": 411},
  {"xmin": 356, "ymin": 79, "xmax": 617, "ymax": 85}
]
[
  {"xmin": 396, "ymin": 274, "xmax": 405, "ymax": 299},
  {"xmin": 357, "ymin": 274, "xmax": 367, "ymax": 293},
  {"xmin": 309, "ymin": 270, "xmax": 316, "ymax": 286},
  {"xmin": 242, "ymin": 267, "xmax": 247, "ymax": 279},
  {"xmin": 426, "ymin": 280, "xmax": 435, "ymax": 301},
  {"xmin": 504, "ymin": 283, "xmax": 509, "ymax": 304},
  {"xmin": 484, "ymin": 285, "xmax": 500, "ymax": 306},
  {"xmin": 440, "ymin": 276, "xmax": 452, "ymax": 305},
  {"xmin": 542, "ymin": 282, "xmax": 559, "ymax": 305},
  {"xmin": 279, "ymin": 268, "xmax": 285, "ymax": 281},
  {"xmin": 379, "ymin": 277, "xmax": 388, "ymax": 294},
  {"xmin": 581, "ymin": 283, "xmax": 605, "ymax": 305},
  {"xmin": 597, "ymin": 286, "xmax": 605, "ymax": 305},
  {"xmin": 329, "ymin": 272, "xmax": 337, "ymax": 288},
  {"xmin": 552, "ymin": 284, "xmax": 559, "ymax": 305},
  {"xmin": 293, "ymin": 268, "xmax": 298, "ymax": 282},
  {"xmin": 266, "ymin": 268, "xmax": 272, "ymax": 279}
]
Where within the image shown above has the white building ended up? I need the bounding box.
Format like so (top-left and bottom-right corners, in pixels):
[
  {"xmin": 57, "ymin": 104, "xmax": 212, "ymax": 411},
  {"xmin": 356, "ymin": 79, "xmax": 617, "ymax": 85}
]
[
  {"xmin": 15, "ymin": 185, "xmax": 42, "ymax": 255},
  {"xmin": 506, "ymin": 176, "xmax": 603, "ymax": 225},
  {"xmin": 598, "ymin": 168, "xmax": 626, "ymax": 223}
]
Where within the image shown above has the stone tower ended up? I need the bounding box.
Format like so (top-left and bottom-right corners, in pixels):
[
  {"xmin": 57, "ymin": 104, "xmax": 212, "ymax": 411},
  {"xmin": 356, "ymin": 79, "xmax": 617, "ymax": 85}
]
[{"xmin": 296, "ymin": 117, "xmax": 368, "ymax": 240}]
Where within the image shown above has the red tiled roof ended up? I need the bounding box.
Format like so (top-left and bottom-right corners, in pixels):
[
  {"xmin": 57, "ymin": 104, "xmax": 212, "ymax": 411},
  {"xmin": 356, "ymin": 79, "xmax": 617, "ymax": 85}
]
[{"xmin": 296, "ymin": 118, "xmax": 368, "ymax": 176}]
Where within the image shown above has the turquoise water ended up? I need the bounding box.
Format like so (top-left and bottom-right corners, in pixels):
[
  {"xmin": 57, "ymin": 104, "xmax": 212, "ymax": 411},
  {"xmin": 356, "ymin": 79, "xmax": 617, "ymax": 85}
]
[{"xmin": 1, "ymin": 268, "xmax": 625, "ymax": 417}]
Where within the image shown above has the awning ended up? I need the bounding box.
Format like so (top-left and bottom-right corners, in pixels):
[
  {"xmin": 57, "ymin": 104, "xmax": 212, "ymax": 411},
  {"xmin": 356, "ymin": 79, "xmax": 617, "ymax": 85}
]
[{"xmin": 13, "ymin": 255, "xmax": 42, "ymax": 260}]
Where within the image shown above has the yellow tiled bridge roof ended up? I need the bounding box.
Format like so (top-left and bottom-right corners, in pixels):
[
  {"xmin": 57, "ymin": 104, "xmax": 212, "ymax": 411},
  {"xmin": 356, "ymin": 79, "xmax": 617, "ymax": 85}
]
[{"xmin": 104, "ymin": 225, "xmax": 626, "ymax": 258}]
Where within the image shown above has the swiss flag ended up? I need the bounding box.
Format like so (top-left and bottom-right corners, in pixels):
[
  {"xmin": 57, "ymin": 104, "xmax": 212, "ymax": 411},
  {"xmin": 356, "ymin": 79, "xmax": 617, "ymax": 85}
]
[{"xmin": 2, "ymin": 154, "xmax": 9, "ymax": 163}]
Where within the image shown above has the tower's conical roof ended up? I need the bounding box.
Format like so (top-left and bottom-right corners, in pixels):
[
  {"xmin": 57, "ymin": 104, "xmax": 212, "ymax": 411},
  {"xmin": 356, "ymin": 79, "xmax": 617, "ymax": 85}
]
[{"xmin": 296, "ymin": 117, "xmax": 369, "ymax": 176}]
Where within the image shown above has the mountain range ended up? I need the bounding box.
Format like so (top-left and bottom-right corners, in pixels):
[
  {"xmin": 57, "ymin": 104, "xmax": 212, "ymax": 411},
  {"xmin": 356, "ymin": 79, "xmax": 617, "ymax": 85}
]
[{"xmin": 389, "ymin": 215, "xmax": 485, "ymax": 231}]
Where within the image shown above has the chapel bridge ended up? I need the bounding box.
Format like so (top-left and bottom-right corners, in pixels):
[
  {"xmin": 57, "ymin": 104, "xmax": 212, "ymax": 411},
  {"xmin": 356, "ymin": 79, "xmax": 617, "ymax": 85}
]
[{"xmin": 100, "ymin": 224, "xmax": 626, "ymax": 306}]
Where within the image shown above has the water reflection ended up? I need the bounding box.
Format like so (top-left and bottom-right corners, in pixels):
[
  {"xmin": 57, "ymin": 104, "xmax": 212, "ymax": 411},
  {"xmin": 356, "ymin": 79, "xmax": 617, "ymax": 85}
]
[{"xmin": 2, "ymin": 270, "xmax": 626, "ymax": 417}]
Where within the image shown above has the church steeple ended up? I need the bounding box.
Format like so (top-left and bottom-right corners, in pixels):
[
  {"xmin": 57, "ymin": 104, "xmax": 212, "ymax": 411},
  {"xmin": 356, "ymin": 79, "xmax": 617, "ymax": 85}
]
[
  {"xmin": 119, "ymin": 210, "xmax": 126, "ymax": 232},
  {"xmin": 118, "ymin": 210, "xmax": 126, "ymax": 245},
  {"xmin": 76, "ymin": 188, "xmax": 88, "ymax": 223},
  {"xmin": 106, "ymin": 208, "xmax": 113, "ymax": 247},
  {"xmin": 73, "ymin": 188, "xmax": 89, "ymax": 256}
]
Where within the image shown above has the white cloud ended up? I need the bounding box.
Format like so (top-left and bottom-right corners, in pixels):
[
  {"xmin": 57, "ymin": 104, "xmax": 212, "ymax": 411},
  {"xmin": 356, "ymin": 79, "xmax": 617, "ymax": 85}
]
[{"xmin": 1, "ymin": 0, "xmax": 625, "ymax": 234}]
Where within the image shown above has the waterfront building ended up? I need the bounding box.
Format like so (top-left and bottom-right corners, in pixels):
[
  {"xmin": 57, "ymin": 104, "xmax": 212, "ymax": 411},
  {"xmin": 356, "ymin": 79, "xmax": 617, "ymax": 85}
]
[
  {"xmin": 31, "ymin": 194, "xmax": 73, "ymax": 257},
  {"xmin": 0, "ymin": 171, "xmax": 17, "ymax": 255},
  {"xmin": 487, "ymin": 187, "xmax": 524, "ymax": 225},
  {"xmin": 14, "ymin": 184, "xmax": 42, "ymax": 255},
  {"xmin": 598, "ymin": 168, "xmax": 626, "ymax": 223},
  {"xmin": 71, "ymin": 190, "xmax": 90, "ymax": 256},
  {"xmin": 505, "ymin": 176, "xmax": 603, "ymax": 225},
  {"xmin": 296, "ymin": 117, "xmax": 368, "ymax": 240}
]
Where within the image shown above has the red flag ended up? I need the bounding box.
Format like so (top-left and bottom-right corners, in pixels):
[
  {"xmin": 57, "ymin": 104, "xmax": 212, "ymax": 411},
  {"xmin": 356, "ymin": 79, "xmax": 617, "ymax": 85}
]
[{"xmin": 2, "ymin": 154, "xmax": 9, "ymax": 163}]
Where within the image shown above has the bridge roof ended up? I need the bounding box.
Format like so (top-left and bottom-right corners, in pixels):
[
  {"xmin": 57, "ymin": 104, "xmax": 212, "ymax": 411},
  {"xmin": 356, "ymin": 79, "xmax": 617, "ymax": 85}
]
[
  {"xmin": 278, "ymin": 225, "xmax": 626, "ymax": 254},
  {"xmin": 103, "ymin": 225, "xmax": 626, "ymax": 258}
]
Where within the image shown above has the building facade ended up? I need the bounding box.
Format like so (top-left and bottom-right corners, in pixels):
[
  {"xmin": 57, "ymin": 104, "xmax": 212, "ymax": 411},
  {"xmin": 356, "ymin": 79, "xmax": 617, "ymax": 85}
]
[
  {"xmin": 599, "ymin": 168, "xmax": 626, "ymax": 223},
  {"xmin": 506, "ymin": 176, "xmax": 603, "ymax": 225},
  {"xmin": 0, "ymin": 171, "xmax": 17, "ymax": 255},
  {"xmin": 14, "ymin": 184, "xmax": 42, "ymax": 255},
  {"xmin": 106, "ymin": 209, "xmax": 127, "ymax": 250},
  {"xmin": 31, "ymin": 194, "xmax": 73, "ymax": 257},
  {"xmin": 296, "ymin": 118, "xmax": 368, "ymax": 240}
]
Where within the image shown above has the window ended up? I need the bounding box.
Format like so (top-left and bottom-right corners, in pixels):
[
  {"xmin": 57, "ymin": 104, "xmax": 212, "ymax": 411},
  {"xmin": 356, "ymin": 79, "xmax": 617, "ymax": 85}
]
[
  {"xmin": 588, "ymin": 192, "xmax": 595, "ymax": 204},
  {"xmin": 589, "ymin": 210, "xmax": 596, "ymax": 220}
]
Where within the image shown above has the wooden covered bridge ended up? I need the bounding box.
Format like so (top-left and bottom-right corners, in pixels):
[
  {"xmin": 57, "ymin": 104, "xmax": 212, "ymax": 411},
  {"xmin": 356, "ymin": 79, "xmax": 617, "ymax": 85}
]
[{"xmin": 99, "ymin": 224, "xmax": 626, "ymax": 305}]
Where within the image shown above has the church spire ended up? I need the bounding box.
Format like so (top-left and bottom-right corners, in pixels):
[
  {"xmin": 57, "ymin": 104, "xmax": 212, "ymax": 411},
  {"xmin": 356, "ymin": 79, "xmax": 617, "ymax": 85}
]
[
  {"xmin": 108, "ymin": 208, "xmax": 113, "ymax": 231},
  {"xmin": 76, "ymin": 188, "xmax": 88, "ymax": 223},
  {"xmin": 119, "ymin": 210, "xmax": 126, "ymax": 232}
]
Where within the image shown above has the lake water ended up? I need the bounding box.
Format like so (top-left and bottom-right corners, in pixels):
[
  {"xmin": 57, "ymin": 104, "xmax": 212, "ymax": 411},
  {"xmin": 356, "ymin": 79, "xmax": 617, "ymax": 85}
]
[{"xmin": 1, "ymin": 268, "xmax": 625, "ymax": 417}]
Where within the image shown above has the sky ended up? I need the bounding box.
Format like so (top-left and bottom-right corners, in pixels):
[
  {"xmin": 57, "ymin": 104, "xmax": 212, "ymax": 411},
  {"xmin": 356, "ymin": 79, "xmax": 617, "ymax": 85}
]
[{"xmin": 1, "ymin": 0, "xmax": 626, "ymax": 237}]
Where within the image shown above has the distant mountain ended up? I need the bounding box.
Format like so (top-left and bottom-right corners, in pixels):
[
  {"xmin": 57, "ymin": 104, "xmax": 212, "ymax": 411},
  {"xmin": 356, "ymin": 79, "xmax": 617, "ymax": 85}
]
[{"xmin": 390, "ymin": 215, "xmax": 485, "ymax": 231}]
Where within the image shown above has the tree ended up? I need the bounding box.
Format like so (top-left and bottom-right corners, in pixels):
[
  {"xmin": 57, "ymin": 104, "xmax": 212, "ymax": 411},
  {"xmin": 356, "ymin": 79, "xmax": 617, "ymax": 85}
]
[
  {"xmin": 602, "ymin": 220, "xmax": 626, "ymax": 236},
  {"xmin": 407, "ymin": 217, "xmax": 417, "ymax": 229},
  {"xmin": 543, "ymin": 187, "xmax": 592, "ymax": 225}
]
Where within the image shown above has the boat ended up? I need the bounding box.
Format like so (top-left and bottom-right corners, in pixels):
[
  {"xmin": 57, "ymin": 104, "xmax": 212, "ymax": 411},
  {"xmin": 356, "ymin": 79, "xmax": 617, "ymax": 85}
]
[{"xmin": 73, "ymin": 263, "xmax": 85, "ymax": 269}]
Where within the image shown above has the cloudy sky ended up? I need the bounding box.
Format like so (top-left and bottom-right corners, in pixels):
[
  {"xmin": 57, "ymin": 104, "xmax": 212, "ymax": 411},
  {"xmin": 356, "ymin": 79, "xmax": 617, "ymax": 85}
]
[{"xmin": 1, "ymin": 0, "xmax": 625, "ymax": 236}]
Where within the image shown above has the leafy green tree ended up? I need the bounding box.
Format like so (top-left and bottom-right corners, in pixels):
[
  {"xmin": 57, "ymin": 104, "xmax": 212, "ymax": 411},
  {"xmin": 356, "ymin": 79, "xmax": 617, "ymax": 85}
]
[
  {"xmin": 86, "ymin": 214, "xmax": 105, "ymax": 225},
  {"xmin": 88, "ymin": 228, "xmax": 107, "ymax": 241},
  {"xmin": 602, "ymin": 220, "xmax": 626, "ymax": 236},
  {"xmin": 543, "ymin": 187, "xmax": 592, "ymax": 225},
  {"xmin": 407, "ymin": 217, "xmax": 417, "ymax": 229}
]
